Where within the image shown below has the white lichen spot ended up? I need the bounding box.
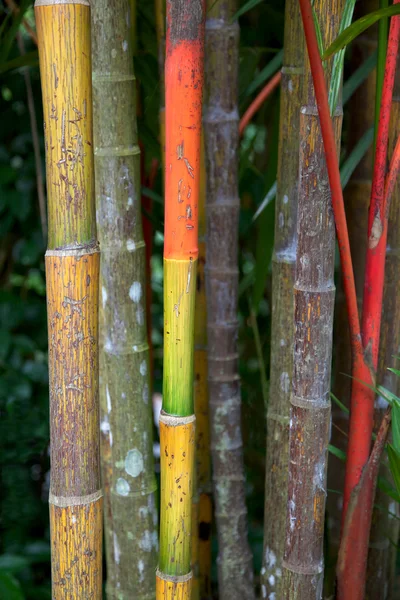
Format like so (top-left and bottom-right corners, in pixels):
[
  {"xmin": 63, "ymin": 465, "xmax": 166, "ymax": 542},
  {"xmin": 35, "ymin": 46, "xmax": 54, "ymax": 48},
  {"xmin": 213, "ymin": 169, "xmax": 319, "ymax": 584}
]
[
  {"xmin": 71, "ymin": 515, "xmax": 77, "ymax": 525},
  {"xmin": 125, "ymin": 448, "xmax": 144, "ymax": 477},
  {"xmin": 279, "ymin": 212, "xmax": 284, "ymax": 228},
  {"xmin": 116, "ymin": 477, "xmax": 130, "ymax": 496},
  {"xmin": 265, "ymin": 547, "xmax": 276, "ymax": 568},
  {"xmin": 288, "ymin": 79, "xmax": 293, "ymax": 93},
  {"xmin": 142, "ymin": 384, "xmax": 149, "ymax": 404},
  {"xmin": 280, "ymin": 339, "xmax": 285, "ymax": 347},
  {"xmin": 138, "ymin": 559, "xmax": 145, "ymax": 582},
  {"xmin": 111, "ymin": 48, "xmax": 117, "ymax": 59},
  {"xmin": 151, "ymin": 530, "xmax": 158, "ymax": 550},
  {"xmin": 129, "ymin": 282, "xmax": 142, "ymax": 303},
  {"xmin": 280, "ymin": 372, "xmax": 290, "ymax": 393},
  {"xmin": 269, "ymin": 594, "xmax": 276, "ymax": 600},
  {"xmin": 289, "ymin": 499, "xmax": 296, "ymax": 531},
  {"xmin": 261, "ymin": 585, "xmax": 267, "ymax": 598},
  {"xmin": 127, "ymin": 239, "xmax": 136, "ymax": 252},
  {"xmin": 100, "ymin": 419, "xmax": 110, "ymax": 434},
  {"xmin": 102, "ymin": 286, "xmax": 108, "ymax": 308},
  {"xmin": 127, "ymin": 531, "xmax": 134, "ymax": 540},
  {"xmin": 139, "ymin": 506, "xmax": 148, "ymax": 519},
  {"xmin": 109, "ymin": 429, "xmax": 113, "ymax": 446},
  {"xmin": 106, "ymin": 385, "xmax": 112, "ymax": 413},
  {"xmin": 276, "ymin": 568, "xmax": 282, "ymax": 578},
  {"xmin": 133, "ymin": 345, "xmax": 138, "ymax": 352},
  {"xmin": 261, "ymin": 567, "xmax": 266, "ymax": 576},
  {"xmin": 139, "ymin": 530, "xmax": 152, "ymax": 552},
  {"xmin": 113, "ymin": 532, "xmax": 121, "ymax": 564},
  {"xmin": 369, "ymin": 211, "xmax": 383, "ymax": 249},
  {"xmin": 136, "ymin": 308, "xmax": 144, "ymax": 326},
  {"xmin": 283, "ymin": 194, "xmax": 289, "ymax": 204},
  {"xmin": 268, "ymin": 575, "xmax": 275, "ymax": 587},
  {"xmin": 122, "ymin": 40, "xmax": 128, "ymax": 52},
  {"xmin": 140, "ymin": 360, "xmax": 147, "ymax": 376},
  {"xmin": 121, "ymin": 392, "xmax": 126, "ymax": 399},
  {"xmin": 127, "ymin": 196, "xmax": 133, "ymax": 207}
]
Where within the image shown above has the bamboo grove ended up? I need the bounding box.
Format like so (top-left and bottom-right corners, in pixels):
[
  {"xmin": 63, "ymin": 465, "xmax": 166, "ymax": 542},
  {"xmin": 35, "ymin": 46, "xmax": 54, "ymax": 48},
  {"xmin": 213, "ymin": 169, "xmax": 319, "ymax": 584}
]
[{"xmin": 24, "ymin": 0, "xmax": 400, "ymax": 598}]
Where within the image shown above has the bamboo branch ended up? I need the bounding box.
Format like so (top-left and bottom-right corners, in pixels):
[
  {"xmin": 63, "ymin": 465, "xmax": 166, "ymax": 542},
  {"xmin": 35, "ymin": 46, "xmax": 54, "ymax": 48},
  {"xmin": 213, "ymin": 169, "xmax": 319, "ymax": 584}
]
[
  {"xmin": 6, "ymin": 0, "xmax": 38, "ymax": 46},
  {"xmin": 238, "ymin": 71, "xmax": 281, "ymax": 137}
]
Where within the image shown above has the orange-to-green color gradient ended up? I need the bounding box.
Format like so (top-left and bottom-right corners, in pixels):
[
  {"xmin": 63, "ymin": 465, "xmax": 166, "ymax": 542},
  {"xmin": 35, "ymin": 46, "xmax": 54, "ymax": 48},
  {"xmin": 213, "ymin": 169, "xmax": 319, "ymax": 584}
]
[{"xmin": 158, "ymin": 1, "xmax": 205, "ymax": 597}]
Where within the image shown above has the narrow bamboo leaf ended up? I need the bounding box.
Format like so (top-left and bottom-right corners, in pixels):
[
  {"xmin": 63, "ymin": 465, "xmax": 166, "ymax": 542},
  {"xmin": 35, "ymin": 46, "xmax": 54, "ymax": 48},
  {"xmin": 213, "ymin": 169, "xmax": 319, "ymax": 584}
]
[
  {"xmin": 387, "ymin": 444, "xmax": 400, "ymax": 498},
  {"xmin": 329, "ymin": 0, "xmax": 357, "ymax": 114},
  {"xmin": 141, "ymin": 186, "xmax": 163, "ymax": 204},
  {"xmin": 342, "ymin": 50, "xmax": 377, "ymax": 104},
  {"xmin": 330, "ymin": 392, "xmax": 350, "ymax": 414},
  {"xmin": 0, "ymin": 0, "xmax": 30, "ymax": 64},
  {"xmin": 0, "ymin": 51, "xmax": 38, "ymax": 75},
  {"xmin": 252, "ymin": 181, "xmax": 277, "ymax": 222},
  {"xmin": 232, "ymin": 0, "xmax": 264, "ymax": 20},
  {"xmin": 328, "ymin": 444, "xmax": 347, "ymax": 462},
  {"xmin": 0, "ymin": 572, "xmax": 24, "ymax": 600},
  {"xmin": 377, "ymin": 474, "xmax": 400, "ymax": 503},
  {"xmin": 388, "ymin": 367, "xmax": 400, "ymax": 377},
  {"xmin": 340, "ymin": 127, "xmax": 374, "ymax": 189},
  {"xmin": 377, "ymin": 384, "xmax": 400, "ymax": 406},
  {"xmin": 392, "ymin": 403, "xmax": 400, "ymax": 454},
  {"xmin": 245, "ymin": 49, "xmax": 283, "ymax": 97},
  {"xmin": 323, "ymin": 5, "xmax": 400, "ymax": 60},
  {"xmin": 311, "ymin": 1, "xmax": 324, "ymax": 57}
]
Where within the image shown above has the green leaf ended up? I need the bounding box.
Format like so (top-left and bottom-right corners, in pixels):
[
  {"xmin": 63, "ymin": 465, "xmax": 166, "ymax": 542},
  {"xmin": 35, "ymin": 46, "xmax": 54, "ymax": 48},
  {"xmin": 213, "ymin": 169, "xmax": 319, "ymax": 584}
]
[
  {"xmin": 330, "ymin": 392, "xmax": 349, "ymax": 415},
  {"xmin": 328, "ymin": 0, "xmax": 357, "ymax": 114},
  {"xmin": 232, "ymin": 0, "xmax": 264, "ymax": 20},
  {"xmin": 387, "ymin": 444, "xmax": 400, "ymax": 499},
  {"xmin": 0, "ymin": 0, "xmax": 31, "ymax": 65},
  {"xmin": 342, "ymin": 50, "xmax": 377, "ymax": 105},
  {"xmin": 377, "ymin": 384, "xmax": 400, "ymax": 407},
  {"xmin": 0, "ymin": 572, "xmax": 24, "ymax": 600},
  {"xmin": 0, "ymin": 51, "xmax": 39, "ymax": 76},
  {"xmin": 377, "ymin": 473, "xmax": 400, "ymax": 503},
  {"xmin": 340, "ymin": 127, "xmax": 374, "ymax": 189},
  {"xmin": 0, "ymin": 555, "xmax": 29, "ymax": 574},
  {"xmin": 328, "ymin": 444, "xmax": 347, "ymax": 462},
  {"xmin": 312, "ymin": 1, "xmax": 324, "ymax": 57},
  {"xmin": 323, "ymin": 5, "xmax": 400, "ymax": 60},
  {"xmin": 245, "ymin": 49, "xmax": 283, "ymax": 97},
  {"xmin": 392, "ymin": 403, "xmax": 400, "ymax": 454},
  {"xmin": 252, "ymin": 181, "xmax": 276, "ymax": 222}
]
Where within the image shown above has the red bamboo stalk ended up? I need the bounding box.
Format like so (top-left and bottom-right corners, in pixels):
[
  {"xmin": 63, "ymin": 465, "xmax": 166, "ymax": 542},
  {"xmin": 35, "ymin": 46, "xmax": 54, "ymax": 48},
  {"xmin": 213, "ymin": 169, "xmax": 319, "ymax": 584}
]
[{"xmin": 238, "ymin": 71, "xmax": 281, "ymax": 137}]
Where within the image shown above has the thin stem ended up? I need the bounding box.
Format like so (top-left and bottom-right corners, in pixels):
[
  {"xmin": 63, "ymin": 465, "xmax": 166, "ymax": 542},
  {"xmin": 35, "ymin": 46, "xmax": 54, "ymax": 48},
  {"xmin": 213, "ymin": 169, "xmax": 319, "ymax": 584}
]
[
  {"xmin": 375, "ymin": 0, "xmax": 389, "ymax": 151},
  {"xmin": 238, "ymin": 71, "xmax": 281, "ymax": 136}
]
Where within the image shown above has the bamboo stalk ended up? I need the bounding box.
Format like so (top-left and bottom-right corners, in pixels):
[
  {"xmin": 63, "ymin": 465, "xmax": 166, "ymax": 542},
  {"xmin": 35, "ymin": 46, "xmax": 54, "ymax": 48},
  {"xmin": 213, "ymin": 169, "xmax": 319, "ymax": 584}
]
[
  {"xmin": 91, "ymin": 0, "xmax": 158, "ymax": 597},
  {"xmin": 260, "ymin": 1, "xmax": 303, "ymax": 597},
  {"xmin": 203, "ymin": 2, "xmax": 254, "ymax": 599},
  {"xmin": 281, "ymin": 0, "xmax": 344, "ymax": 596},
  {"xmin": 366, "ymin": 52, "xmax": 400, "ymax": 600},
  {"xmin": 155, "ymin": 0, "xmax": 166, "ymax": 165},
  {"xmin": 327, "ymin": 1, "xmax": 377, "ymax": 587},
  {"xmin": 35, "ymin": 1, "xmax": 102, "ymax": 597},
  {"xmin": 158, "ymin": 1, "xmax": 205, "ymax": 597}
]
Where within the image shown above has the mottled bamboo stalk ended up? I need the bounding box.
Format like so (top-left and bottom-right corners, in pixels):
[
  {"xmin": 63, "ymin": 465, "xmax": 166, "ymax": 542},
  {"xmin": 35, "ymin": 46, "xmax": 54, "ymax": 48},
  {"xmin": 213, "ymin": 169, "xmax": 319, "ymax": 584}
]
[
  {"xmin": 366, "ymin": 52, "xmax": 400, "ymax": 600},
  {"xmin": 327, "ymin": 2, "xmax": 377, "ymax": 587},
  {"xmin": 157, "ymin": 1, "xmax": 205, "ymax": 598},
  {"xmin": 92, "ymin": 1, "xmax": 158, "ymax": 597},
  {"xmin": 35, "ymin": 1, "xmax": 102, "ymax": 597},
  {"xmin": 203, "ymin": 2, "xmax": 254, "ymax": 599},
  {"xmin": 282, "ymin": 0, "xmax": 344, "ymax": 596},
  {"xmin": 155, "ymin": 0, "xmax": 166, "ymax": 163},
  {"xmin": 261, "ymin": 0, "xmax": 303, "ymax": 596}
]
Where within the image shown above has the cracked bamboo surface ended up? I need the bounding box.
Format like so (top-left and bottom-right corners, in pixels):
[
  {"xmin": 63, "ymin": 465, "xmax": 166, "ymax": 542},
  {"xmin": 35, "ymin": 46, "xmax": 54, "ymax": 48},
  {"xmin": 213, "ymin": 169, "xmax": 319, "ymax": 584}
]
[
  {"xmin": 91, "ymin": 0, "xmax": 158, "ymax": 597},
  {"xmin": 158, "ymin": 0, "xmax": 205, "ymax": 597},
  {"xmin": 281, "ymin": 0, "xmax": 344, "ymax": 596},
  {"xmin": 203, "ymin": 1, "xmax": 254, "ymax": 599},
  {"xmin": 35, "ymin": 1, "xmax": 102, "ymax": 597},
  {"xmin": 261, "ymin": 0, "xmax": 303, "ymax": 596}
]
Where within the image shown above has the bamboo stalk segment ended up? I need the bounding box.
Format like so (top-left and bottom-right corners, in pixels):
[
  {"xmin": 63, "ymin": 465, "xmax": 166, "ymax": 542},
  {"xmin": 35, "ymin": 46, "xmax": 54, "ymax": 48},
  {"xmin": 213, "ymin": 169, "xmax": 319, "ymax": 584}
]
[
  {"xmin": 261, "ymin": 0, "xmax": 303, "ymax": 596},
  {"xmin": 35, "ymin": 1, "xmax": 102, "ymax": 597},
  {"xmin": 282, "ymin": 0, "xmax": 344, "ymax": 596},
  {"xmin": 159, "ymin": 1, "xmax": 205, "ymax": 597},
  {"xmin": 91, "ymin": 0, "xmax": 158, "ymax": 596}
]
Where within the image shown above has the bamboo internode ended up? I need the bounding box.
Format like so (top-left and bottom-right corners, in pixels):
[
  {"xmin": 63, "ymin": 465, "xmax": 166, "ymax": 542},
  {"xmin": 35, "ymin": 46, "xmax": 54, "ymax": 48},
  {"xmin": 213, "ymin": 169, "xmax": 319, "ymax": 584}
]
[{"xmin": 35, "ymin": 0, "xmax": 103, "ymax": 596}]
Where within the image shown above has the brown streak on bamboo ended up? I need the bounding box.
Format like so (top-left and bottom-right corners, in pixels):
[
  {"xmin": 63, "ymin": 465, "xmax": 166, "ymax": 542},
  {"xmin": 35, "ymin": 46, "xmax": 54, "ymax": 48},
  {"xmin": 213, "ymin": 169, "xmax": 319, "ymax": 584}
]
[
  {"xmin": 204, "ymin": 2, "xmax": 254, "ymax": 598},
  {"xmin": 282, "ymin": 0, "xmax": 344, "ymax": 596},
  {"xmin": 261, "ymin": 0, "xmax": 303, "ymax": 595}
]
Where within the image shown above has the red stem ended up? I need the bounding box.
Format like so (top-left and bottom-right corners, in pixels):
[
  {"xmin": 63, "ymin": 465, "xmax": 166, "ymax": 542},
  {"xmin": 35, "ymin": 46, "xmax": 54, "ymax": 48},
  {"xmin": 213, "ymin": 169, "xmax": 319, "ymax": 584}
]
[
  {"xmin": 238, "ymin": 71, "xmax": 281, "ymax": 136},
  {"xmin": 384, "ymin": 132, "xmax": 400, "ymax": 206}
]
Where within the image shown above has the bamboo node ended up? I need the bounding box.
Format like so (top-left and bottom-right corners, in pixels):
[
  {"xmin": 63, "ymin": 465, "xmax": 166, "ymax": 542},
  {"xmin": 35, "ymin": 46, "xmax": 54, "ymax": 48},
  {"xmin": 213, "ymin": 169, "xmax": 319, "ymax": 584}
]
[
  {"xmin": 46, "ymin": 241, "xmax": 99, "ymax": 257},
  {"xmin": 159, "ymin": 411, "xmax": 196, "ymax": 427},
  {"xmin": 156, "ymin": 569, "xmax": 193, "ymax": 583},
  {"xmin": 49, "ymin": 489, "xmax": 103, "ymax": 507},
  {"xmin": 35, "ymin": 0, "xmax": 90, "ymax": 6}
]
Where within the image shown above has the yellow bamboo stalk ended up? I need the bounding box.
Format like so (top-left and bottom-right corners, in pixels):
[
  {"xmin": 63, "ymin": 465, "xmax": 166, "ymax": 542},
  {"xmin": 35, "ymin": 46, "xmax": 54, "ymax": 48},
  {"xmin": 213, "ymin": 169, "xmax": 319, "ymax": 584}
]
[{"xmin": 35, "ymin": 0, "xmax": 102, "ymax": 597}]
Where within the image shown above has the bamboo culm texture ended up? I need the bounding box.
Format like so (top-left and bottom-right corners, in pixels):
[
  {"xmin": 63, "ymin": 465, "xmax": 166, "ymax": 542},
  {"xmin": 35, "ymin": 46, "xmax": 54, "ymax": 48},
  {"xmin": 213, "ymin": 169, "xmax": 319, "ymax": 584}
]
[
  {"xmin": 92, "ymin": 1, "xmax": 158, "ymax": 597},
  {"xmin": 35, "ymin": 0, "xmax": 103, "ymax": 597},
  {"xmin": 327, "ymin": 2, "xmax": 377, "ymax": 589},
  {"xmin": 282, "ymin": 0, "xmax": 344, "ymax": 597},
  {"xmin": 261, "ymin": 0, "xmax": 303, "ymax": 596},
  {"xmin": 203, "ymin": 1, "xmax": 255, "ymax": 599},
  {"xmin": 366, "ymin": 54, "xmax": 400, "ymax": 600},
  {"xmin": 157, "ymin": 1, "xmax": 205, "ymax": 598}
]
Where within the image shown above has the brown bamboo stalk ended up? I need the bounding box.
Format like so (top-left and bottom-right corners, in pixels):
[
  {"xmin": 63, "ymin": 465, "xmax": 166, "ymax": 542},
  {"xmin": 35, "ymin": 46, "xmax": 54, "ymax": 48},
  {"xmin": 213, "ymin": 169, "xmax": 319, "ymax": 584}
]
[
  {"xmin": 281, "ymin": 0, "xmax": 344, "ymax": 596},
  {"xmin": 35, "ymin": 1, "xmax": 102, "ymax": 597},
  {"xmin": 366, "ymin": 51, "xmax": 400, "ymax": 600},
  {"xmin": 261, "ymin": 0, "xmax": 304, "ymax": 596},
  {"xmin": 326, "ymin": 3, "xmax": 377, "ymax": 589},
  {"xmin": 92, "ymin": 0, "xmax": 158, "ymax": 597},
  {"xmin": 203, "ymin": 1, "xmax": 254, "ymax": 598}
]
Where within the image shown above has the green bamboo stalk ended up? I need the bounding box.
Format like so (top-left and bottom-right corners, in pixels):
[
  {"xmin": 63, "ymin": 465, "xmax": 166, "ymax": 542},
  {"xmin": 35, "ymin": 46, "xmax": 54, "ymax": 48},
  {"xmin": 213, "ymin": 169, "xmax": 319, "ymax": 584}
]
[
  {"xmin": 261, "ymin": 0, "xmax": 304, "ymax": 596},
  {"xmin": 203, "ymin": 1, "xmax": 254, "ymax": 599},
  {"xmin": 281, "ymin": 0, "xmax": 344, "ymax": 596},
  {"xmin": 326, "ymin": 2, "xmax": 378, "ymax": 592},
  {"xmin": 92, "ymin": 1, "xmax": 158, "ymax": 597},
  {"xmin": 366, "ymin": 51, "xmax": 400, "ymax": 600}
]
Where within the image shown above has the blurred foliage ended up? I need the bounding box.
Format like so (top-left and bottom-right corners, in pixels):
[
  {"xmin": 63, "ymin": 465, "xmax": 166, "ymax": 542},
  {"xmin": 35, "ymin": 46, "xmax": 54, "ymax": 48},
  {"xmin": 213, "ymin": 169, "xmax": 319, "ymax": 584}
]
[{"xmin": 1, "ymin": 0, "xmax": 399, "ymax": 597}]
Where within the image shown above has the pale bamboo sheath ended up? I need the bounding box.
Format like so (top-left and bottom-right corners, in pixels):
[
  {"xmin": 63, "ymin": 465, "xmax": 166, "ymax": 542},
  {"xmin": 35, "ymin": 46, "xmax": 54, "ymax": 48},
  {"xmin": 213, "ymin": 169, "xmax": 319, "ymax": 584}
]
[
  {"xmin": 35, "ymin": 1, "xmax": 103, "ymax": 597},
  {"xmin": 204, "ymin": 1, "xmax": 254, "ymax": 598},
  {"xmin": 261, "ymin": 0, "xmax": 303, "ymax": 596},
  {"xmin": 282, "ymin": 0, "xmax": 344, "ymax": 597},
  {"xmin": 92, "ymin": 1, "xmax": 158, "ymax": 597},
  {"xmin": 366, "ymin": 53, "xmax": 400, "ymax": 600}
]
